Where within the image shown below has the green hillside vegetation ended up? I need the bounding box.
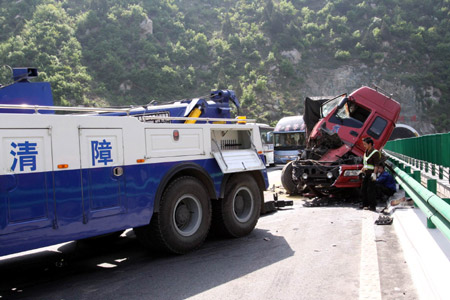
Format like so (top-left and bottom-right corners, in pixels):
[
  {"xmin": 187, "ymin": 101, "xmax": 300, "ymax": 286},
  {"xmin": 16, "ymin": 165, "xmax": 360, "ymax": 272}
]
[{"xmin": 0, "ymin": 0, "xmax": 449, "ymax": 131}]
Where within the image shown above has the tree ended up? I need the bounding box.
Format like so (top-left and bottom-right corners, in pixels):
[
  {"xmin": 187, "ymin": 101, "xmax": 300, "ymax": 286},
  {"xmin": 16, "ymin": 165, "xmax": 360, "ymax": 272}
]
[{"xmin": 0, "ymin": 2, "xmax": 91, "ymax": 106}]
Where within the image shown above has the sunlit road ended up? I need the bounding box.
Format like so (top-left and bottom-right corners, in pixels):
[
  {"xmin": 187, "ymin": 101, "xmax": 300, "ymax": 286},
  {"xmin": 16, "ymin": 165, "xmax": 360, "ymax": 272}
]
[{"xmin": 0, "ymin": 167, "xmax": 417, "ymax": 300}]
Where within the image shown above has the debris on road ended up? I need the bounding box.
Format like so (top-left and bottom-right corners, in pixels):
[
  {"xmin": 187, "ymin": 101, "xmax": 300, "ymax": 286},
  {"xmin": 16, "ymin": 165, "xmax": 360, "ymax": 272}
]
[
  {"xmin": 375, "ymin": 215, "xmax": 393, "ymax": 225},
  {"xmin": 262, "ymin": 193, "xmax": 294, "ymax": 214}
]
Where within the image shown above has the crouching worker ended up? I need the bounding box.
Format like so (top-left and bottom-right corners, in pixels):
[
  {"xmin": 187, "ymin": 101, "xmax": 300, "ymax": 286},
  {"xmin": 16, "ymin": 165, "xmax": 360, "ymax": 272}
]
[
  {"xmin": 360, "ymin": 137, "xmax": 381, "ymax": 211},
  {"xmin": 375, "ymin": 163, "xmax": 396, "ymax": 200}
]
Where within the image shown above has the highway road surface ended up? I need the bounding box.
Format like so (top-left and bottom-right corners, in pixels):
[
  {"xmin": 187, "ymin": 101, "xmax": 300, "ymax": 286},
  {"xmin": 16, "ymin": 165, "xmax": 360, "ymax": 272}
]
[{"xmin": 0, "ymin": 167, "xmax": 418, "ymax": 300}]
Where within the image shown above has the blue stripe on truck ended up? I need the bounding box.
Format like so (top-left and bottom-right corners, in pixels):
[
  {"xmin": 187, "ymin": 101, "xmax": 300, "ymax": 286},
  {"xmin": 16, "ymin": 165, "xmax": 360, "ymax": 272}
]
[{"xmin": 0, "ymin": 157, "xmax": 268, "ymax": 256}]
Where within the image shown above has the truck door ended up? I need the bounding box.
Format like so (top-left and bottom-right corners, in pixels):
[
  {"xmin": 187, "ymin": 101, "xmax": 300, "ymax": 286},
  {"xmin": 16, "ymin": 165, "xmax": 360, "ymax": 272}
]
[
  {"xmin": 79, "ymin": 129, "xmax": 126, "ymax": 220},
  {"xmin": 0, "ymin": 129, "xmax": 55, "ymax": 235}
]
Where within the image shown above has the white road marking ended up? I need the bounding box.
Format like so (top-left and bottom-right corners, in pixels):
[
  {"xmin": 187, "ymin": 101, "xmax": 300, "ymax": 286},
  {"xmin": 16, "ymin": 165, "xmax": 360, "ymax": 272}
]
[{"xmin": 359, "ymin": 212, "xmax": 381, "ymax": 300}]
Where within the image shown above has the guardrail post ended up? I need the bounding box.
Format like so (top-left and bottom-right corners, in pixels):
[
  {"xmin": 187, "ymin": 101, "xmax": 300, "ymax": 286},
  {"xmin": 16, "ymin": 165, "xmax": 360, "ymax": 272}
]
[
  {"xmin": 412, "ymin": 170, "xmax": 421, "ymax": 183},
  {"xmin": 448, "ymin": 167, "xmax": 450, "ymax": 184},
  {"xmin": 405, "ymin": 166, "xmax": 411, "ymax": 174},
  {"xmin": 438, "ymin": 166, "xmax": 443, "ymax": 180},
  {"xmin": 427, "ymin": 179, "xmax": 437, "ymax": 193},
  {"xmin": 420, "ymin": 161, "xmax": 423, "ymax": 171},
  {"xmin": 426, "ymin": 179, "xmax": 438, "ymax": 228},
  {"xmin": 427, "ymin": 218, "xmax": 437, "ymax": 229},
  {"xmin": 401, "ymin": 166, "xmax": 412, "ymax": 198},
  {"xmin": 432, "ymin": 164, "xmax": 436, "ymax": 176},
  {"xmin": 412, "ymin": 171, "xmax": 421, "ymax": 208},
  {"xmin": 425, "ymin": 162, "xmax": 429, "ymax": 173}
]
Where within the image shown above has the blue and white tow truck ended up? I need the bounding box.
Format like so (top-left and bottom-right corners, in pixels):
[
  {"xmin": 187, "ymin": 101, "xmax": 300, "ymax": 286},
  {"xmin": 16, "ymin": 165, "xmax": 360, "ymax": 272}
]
[{"xmin": 0, "ymin": 68, "xmax": 268, "ymax": 255}]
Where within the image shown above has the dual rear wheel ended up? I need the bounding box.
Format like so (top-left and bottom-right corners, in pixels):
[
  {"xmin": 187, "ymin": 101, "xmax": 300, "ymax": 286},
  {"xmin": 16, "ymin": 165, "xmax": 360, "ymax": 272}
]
[
  {"xmin": 213, "ymin": 174, "xmax": 261, "ymax": 238},
  {"xmin": 135, "ymin": 174, "xmax": 261, "ymax": 254}
]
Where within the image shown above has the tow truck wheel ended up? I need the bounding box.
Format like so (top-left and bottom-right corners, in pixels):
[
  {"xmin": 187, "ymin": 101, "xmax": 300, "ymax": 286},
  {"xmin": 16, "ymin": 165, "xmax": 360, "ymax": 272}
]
[
  {"xmin": 213, "ymin": 174, "xmax": 261, "ymax": 238},
  {"xmin": 135, "ymin": 176, "xmax": 211, "ymax": 254},
  {"xmin": 281, "ymin": 161, "xmax": 297, "ymax": 195}
]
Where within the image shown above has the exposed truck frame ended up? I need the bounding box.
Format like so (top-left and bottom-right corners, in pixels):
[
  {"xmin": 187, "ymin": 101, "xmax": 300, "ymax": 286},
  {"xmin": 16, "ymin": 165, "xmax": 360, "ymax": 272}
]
[
  {"xmin": 0, "ymin": 68, "xmax": 268, "ymax": 256},
  {"xmin": 290, "ymin": 86, "xmax": 401, "ymax": 196}
]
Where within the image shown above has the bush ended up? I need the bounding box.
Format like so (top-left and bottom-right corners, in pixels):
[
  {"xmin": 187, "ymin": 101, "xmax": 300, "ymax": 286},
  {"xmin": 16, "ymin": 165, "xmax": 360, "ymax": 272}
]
[
  {"xmin": 334, "ymin": 50, "xmax": 351, "ymax": 60},
  {"xmin": 280, "ymin": 59, "xmax": 295, "ymax": 77}
]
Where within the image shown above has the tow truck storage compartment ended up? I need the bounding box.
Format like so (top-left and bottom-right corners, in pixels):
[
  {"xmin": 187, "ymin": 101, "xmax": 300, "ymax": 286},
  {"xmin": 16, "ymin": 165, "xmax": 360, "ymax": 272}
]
[{"xmin": 211, "ymin": 128, "xmax": 265, "ymax": 174}]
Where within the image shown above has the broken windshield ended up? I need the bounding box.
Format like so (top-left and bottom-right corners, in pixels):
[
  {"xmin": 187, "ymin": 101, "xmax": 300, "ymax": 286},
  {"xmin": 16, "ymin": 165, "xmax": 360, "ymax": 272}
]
[
  {"xmin": 329, "ymin": 101, "xmax": 371, "ymax": 128},
  {"xmin": 321, "ymin": 95, "xmax": 346, "ymax": 118}
]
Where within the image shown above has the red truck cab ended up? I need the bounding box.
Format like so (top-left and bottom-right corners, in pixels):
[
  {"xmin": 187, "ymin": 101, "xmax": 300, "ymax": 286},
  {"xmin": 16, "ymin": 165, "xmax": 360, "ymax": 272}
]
[{"xmin": 292, "ymin": 86, "xmax": 400, "ymax": 195}]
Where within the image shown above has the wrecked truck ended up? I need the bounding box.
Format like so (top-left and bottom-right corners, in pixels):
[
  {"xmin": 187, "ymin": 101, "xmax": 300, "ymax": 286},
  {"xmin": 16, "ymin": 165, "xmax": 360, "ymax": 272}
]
[{"xmin": 286, "ymin": 86, "xmax": 401, "ymax": 197}]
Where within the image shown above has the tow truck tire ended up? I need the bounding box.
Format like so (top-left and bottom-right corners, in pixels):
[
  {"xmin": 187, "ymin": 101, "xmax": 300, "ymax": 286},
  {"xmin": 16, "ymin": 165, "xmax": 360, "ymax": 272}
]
[
  {"xmin": 135, "ymin": 176, "xmax": 211, "ymax": 254},
  {"xmin": 281, "ymin": 161, "xmax": 297, "ymax": 195},
  {"xmin": 213, "ymin": 174, "xmax": 261, "ymax": 238}
]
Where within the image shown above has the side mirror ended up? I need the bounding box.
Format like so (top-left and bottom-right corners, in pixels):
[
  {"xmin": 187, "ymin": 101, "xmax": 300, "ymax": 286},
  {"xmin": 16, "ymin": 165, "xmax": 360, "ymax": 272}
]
[{"xmin": 337, "ymin": 96, "xmax": 348, "ymax": 109}]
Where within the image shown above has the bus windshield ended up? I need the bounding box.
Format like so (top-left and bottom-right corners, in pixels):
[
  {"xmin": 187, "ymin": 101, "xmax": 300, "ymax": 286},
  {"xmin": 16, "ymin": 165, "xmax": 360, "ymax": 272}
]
[{"xmin": 275, "ymin": 132, "xmax": 305, "ymax": 150}]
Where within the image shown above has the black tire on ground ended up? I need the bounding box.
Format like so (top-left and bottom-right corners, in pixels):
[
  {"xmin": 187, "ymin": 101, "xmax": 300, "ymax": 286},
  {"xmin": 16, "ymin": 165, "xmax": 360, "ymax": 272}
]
[
  {"xmin": 281, "ymin": 161, "xmax": 297, "ymax": 194},
  {"xmin": 134, "ymin": 176, "xmax": 211, "ymax": 254},
  {"xmin": 212, "ymin": 173, "xmax": 261, "ymax": 238}
]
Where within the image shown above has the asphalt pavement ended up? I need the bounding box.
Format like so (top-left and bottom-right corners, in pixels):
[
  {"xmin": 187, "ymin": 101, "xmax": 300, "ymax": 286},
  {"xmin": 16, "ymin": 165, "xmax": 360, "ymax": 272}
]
[{"xmin": 0, "ymin": 167, "xmax": 422, "ymax": 300}]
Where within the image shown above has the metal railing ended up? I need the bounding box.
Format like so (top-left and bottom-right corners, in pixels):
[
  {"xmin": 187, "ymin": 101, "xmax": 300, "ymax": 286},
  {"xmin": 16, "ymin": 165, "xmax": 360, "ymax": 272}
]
[
  {"xmin": 386, "ymin": 150, "xmax": 450, "ymax": 184},
  {"xmin": 386, "ymin": 154, "xmax": 450, "ymax": 241},
  {"xmin": 0, "ymin": 103, "xmax": 256, "ymax": 124}
]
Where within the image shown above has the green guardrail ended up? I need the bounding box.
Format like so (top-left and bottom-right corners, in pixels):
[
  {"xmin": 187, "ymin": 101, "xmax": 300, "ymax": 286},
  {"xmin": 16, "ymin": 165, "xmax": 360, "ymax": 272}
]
[
  {"xmin": 387, "ymin": 158, "xmax": 450, "ymax": 241},
  {"xmin": 385, "ymin": 132, "xmax": 450, "ymax": 168}
]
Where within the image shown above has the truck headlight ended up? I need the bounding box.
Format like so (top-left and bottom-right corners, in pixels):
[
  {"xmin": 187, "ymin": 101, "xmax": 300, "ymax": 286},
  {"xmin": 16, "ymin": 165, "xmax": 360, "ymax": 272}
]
[
  {"xmin": 302, "ymin": 173, "xmax": 308, "ymax": 180},
  {"xmin": 326, "ymin": 172, "xmax": 333, "ymax": 179},
  {"xmin": 343, "ymin": 170, "xmax": 361, "ymax": 176}
]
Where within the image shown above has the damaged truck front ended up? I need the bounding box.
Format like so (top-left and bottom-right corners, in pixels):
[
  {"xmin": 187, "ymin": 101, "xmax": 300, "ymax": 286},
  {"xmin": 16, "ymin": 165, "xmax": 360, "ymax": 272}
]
[{"xmin": 290, "ymin": 86, "xmax": 401, "ymax": 197}]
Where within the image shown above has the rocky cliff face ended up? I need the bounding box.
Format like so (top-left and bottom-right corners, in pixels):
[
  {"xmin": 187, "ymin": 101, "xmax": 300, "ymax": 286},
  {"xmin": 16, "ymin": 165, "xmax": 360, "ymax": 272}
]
[{"xmin": 302, "ymin": 65, "xmax": 435, "ymax": 134}]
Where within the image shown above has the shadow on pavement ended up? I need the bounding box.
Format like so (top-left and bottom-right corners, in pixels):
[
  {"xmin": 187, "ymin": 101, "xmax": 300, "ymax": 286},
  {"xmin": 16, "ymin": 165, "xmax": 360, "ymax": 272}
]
[{"xmin": 0, "ymin": 228, "xmax": 294, "ymax": 300}]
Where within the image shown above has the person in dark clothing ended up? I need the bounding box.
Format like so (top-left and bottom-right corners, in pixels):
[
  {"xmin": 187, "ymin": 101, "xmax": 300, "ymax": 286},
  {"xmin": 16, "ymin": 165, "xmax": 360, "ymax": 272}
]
[
  {"xmin": 360, "ymin": 137, "xmax": 381, "ymax": 211},
  {"xmin": 375, "ymin": 163, "xmax": 396, "ymax": 200}
]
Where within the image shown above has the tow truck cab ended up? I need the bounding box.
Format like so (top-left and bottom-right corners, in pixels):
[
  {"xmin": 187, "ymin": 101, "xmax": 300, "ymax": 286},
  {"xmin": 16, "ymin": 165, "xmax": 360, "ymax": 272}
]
[{"xmin": 293, "ymin": 86, "xmax": 400, "ymax": 194}]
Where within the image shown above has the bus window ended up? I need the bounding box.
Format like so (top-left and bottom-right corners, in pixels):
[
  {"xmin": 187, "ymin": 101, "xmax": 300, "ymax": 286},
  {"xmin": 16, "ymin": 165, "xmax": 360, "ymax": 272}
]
[
  {"xmin": 275, "ymin": 132, "xmax": 305, "ymax": 150},
  {"xmin": 273, "ymin": 116, "xmax": 305, "ymax": 164}
]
